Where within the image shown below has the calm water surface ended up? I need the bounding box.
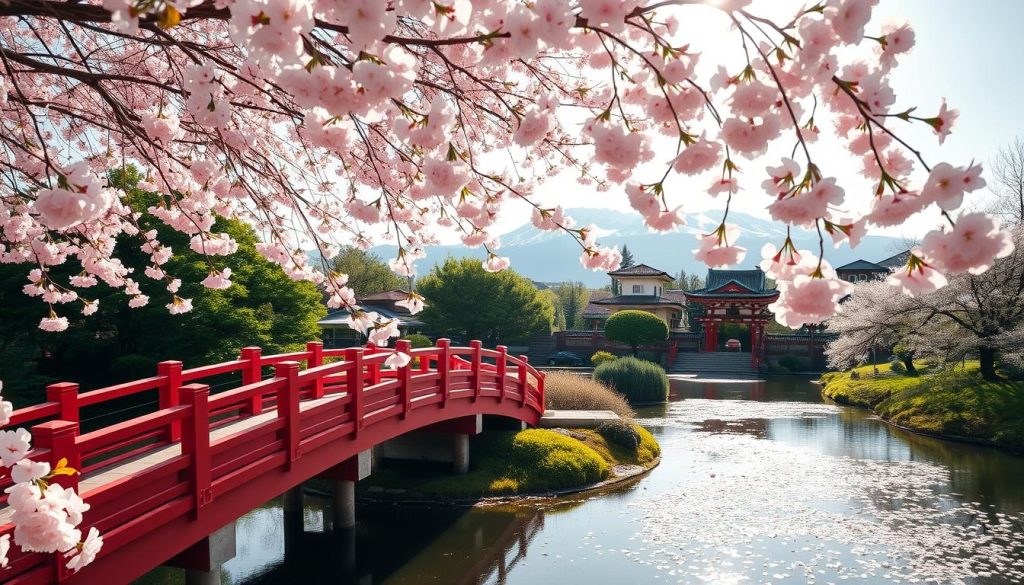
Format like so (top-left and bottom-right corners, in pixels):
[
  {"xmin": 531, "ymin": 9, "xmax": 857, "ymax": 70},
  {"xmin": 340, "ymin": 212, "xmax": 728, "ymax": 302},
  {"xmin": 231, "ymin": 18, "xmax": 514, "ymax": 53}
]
[{"xmin": 142, "ymin": 377, "xmax": 1024, "ymax": 584}]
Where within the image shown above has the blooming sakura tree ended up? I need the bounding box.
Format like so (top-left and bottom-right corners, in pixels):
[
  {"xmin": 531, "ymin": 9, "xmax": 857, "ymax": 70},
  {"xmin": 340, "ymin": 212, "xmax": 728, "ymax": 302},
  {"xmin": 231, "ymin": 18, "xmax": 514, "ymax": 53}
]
[{"xmin": 0, "ymin": 0, "xmax": 1015, "ymax": 570}]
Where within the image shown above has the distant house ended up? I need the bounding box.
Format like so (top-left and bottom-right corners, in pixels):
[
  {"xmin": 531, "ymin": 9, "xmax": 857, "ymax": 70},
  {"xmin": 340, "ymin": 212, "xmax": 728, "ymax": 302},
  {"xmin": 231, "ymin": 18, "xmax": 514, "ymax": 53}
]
[
  {"xmin": 581, "ymin": 264, "xmax": 687, "ymax": 331},
  {"xmin": 318, "ymin": 290, "xmax": 427, "ymax": 349},
  {"xmin": 836, "ymin": 251, "xmax": 910, "ymax": 283}
]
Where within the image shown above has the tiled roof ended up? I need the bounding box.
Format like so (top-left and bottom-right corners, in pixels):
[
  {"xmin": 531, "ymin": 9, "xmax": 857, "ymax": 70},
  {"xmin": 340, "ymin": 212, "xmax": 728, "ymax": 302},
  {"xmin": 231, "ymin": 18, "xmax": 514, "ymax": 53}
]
[
  {"xmin": 704, "ymin": 268, "xmax": 768, "ymax": 292},
  {"xmin": 606, "ymin": 263, "xmax": 672, "ymax": 279},
  {"xmin": 835, "ymin": 259, "xmax": 887, "ymax": 271},
  {"xmin": 582, "ymin": 302, "xmax": 614, "ymax": 318},
  {"xmin": 358, "ymin": 290, "xmax": 410, "ymax": 302},
  {"xmin": 877, "ymin": 250, "xmax": 912, "ymax": 268},
  {"xmin": 592, "ymin": 294, "xmax": 685, "ymax": 306},
  {"xmin": 318, "ymin": 307, "xmax": 424, "ymax": 328}
]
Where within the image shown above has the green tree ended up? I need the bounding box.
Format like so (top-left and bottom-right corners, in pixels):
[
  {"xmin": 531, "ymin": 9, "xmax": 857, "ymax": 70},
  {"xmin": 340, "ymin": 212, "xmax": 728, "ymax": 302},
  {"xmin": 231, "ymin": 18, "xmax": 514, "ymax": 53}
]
[
  {"xmin": 552, "ymin": 281, "xmax": 589, "ymax": 330},
  {"xmin": 611, "ymin": 245, "xmax": 635, "ymax": 295},
  {"xmin": 620, "ymin": 245, "xmax": 635, "ymax": 268},
  {"xmin": 330, "ymin": 246, "xmax": 406, "ymax": 297},
  {"xmin": 0, "ymin": 166, "xmax": 326, "ymax": 403},
  {"xmin": 687, "ymin": 273, "xmax": 704, "ymax": 290},
  {"xmin": 416, "ymin": 258, "xmax": 554, "ymax": 344},
  {"xmin": 677, "ymin": 269, "xmax": 689, "ymax": 289},
  {"xmin": 603, "ymin": 310, "xmax": 669, "ymax": 356}
]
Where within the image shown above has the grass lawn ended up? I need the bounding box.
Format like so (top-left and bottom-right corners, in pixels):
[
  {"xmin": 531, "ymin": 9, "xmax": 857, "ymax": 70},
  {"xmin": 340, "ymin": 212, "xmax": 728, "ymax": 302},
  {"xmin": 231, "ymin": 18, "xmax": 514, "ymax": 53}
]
[
  {"xmin": 358, "ymin": 423, "xmax": 660, "ymax": 500},
  {"xmin": 821, "ymin": 361, "xmax": 1024, "ymax": 450}
]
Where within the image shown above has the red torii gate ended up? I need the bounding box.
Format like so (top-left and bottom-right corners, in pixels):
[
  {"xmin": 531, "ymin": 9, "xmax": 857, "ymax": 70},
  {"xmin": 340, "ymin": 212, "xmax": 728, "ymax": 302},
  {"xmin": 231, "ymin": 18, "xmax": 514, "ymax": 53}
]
[
  {"xmin": 0, "ymin": 339, "xmax": 544, "ymax": 584},
  {"xmin": 684, "ymin": 269, "xmax": 779, "ymax": 370}
]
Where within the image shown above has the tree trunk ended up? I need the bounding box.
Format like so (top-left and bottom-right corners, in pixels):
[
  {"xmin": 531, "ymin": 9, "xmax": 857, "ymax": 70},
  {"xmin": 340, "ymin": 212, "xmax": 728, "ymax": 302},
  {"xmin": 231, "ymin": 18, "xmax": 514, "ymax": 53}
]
[
  {"xmin": 631, "ymin": 343, "xmax": 638, "ymax": 357},
  {"xmin": 979, "ymin": 345, "xmax": 998, "ymax": 381},
  {"xmin": 902, "ymin": 353, "xmax": 917, "ymax": 375}
]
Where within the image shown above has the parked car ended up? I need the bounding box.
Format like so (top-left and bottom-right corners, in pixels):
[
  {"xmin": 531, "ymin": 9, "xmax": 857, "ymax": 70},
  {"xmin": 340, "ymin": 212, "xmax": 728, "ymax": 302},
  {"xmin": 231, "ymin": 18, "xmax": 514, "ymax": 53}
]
[
  {"xmin": 725, "ymin": 338, "xmax": 742, "ymax": 351},
  {"xmin": 546, "ymin": 351, "xmax": 587, "ymax": 366}
]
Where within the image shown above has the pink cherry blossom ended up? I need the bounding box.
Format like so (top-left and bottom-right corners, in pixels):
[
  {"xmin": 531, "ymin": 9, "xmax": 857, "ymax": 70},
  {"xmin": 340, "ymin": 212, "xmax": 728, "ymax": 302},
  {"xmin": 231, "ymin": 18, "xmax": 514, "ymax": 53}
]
[
  {"xmin": 694, "ymin": 225, "xmax": 747, "ymax": 268},
  {"xmin": 919, "ymin": 213, "xmax": 1014, "ymax": 275},
  {"xmin": 771, "ymin": 273, "xmax": 854, "ymax": 328},
  {"xmin": 930, "ymin": 99, "xmax": 959, "ymax": 144},
  {"xmin": 385, "ymin": 351, "xmax": 412, "ymax": 369},
  {"xmin": 39, "ymin": 315, "xmax": 69, "ymax": 333},
  {"xmin": 672, "ymin": 138, "xmax": 722, "ymax": 176},
  {"xmin": 65, "ymin": 528, "xmax": 103, "ymax": 573},
  {"xmin": 0, "ymin": 428, "xmax": 32, "ymax": 467},
  {"xmin": 483, "ymin": 254, "xmax": 511, "ymax": 272},
  {"xmin": 887, "ymin": 254, "xmax": 948, "ymax": 296}
]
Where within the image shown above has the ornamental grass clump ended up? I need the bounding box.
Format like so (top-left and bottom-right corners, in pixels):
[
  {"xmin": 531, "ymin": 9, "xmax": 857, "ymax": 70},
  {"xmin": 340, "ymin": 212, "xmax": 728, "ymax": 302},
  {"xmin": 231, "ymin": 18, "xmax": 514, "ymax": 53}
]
[
  {"xmin": 543, "ymin": 371, "xmax": 635, "ymax": 418},
  {"xmin": 593, "ymin": 357, "xmax": 669, "ymax": 404}
]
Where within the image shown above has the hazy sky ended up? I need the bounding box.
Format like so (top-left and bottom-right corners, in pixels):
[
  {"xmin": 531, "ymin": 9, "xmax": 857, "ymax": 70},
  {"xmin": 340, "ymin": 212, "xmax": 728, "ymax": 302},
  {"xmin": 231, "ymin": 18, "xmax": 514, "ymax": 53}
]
[{"xmin": 484, "ymin": 0, "xmax": 1024, "ymax": 242}]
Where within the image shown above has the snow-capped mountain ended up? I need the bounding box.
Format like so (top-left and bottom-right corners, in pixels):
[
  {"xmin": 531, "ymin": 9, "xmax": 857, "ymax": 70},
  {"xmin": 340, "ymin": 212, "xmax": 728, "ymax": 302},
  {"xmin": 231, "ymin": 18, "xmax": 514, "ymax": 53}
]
[{"xmin": 366, "ymin": 208, "xmax": 905, "ymax": 287}]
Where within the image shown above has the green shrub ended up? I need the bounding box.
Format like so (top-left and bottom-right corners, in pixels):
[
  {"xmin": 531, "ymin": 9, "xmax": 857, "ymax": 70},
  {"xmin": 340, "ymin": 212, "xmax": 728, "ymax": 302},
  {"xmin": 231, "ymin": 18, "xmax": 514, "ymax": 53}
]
[
  {"xmin": 544, "ymin": 371, "xmax": 635, "ymax": 417},
  {"xmin": 401, "ymin": 334, "xmax": 433, "ymax": 348},
  {"xmin": 509, "ymin": 429, "xmax": 609, "ymax": 491},
  {"xmin": 593, "ymin": 357, "xmax": 669, "ymax": 404},
  {"xmin": 779, "ymin": 354, "xmax": 804, "ymax": 372},
  {"xmin": 603, "ymin": 310, "xmax": 668, "ymax": 356},
  {"xmin": 889, "ymin": 359, "xmax": 906, "ymax": 374},
  {"xmin": 850, "ymin": 369, "xmax": 861, "ymax": 380},
  {"xmin": 591, "ymin": 351, "xmax": 618, "ymax": 366},
  {"xmin": 634, "ymin": 424, "xmax": 661, "ymax": 464},
  {"xmin": 597, "ymin": 419, "xmax": 641, "ymax": 450}
]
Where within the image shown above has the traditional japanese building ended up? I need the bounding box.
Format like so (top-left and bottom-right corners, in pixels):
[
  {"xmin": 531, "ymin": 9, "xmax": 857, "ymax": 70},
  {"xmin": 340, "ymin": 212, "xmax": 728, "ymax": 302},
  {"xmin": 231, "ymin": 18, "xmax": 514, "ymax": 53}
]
[
  {"xmin": 835, "ymin": 250, "xmax": 910, "ymax": 282},
  {"xmin": 318, "ymin": 290, "xmax": 427, "ymax": 348},
  {"xmin": 683, "ymin": 268, "xmax": 779, "ymax": 369},
  {"xmin": 582, "ymin": 264, "xmax": 688, "ymax": 331}
]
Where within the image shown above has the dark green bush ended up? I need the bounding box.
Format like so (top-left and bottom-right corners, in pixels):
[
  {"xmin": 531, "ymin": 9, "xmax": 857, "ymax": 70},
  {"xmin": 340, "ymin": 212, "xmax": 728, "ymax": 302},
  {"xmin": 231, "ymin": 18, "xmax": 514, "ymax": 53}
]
[
  {"xmin": 593, "ymin": 357, "xmax": 669, "ymax": 404},
  {"xmin": 889, "ymin": 359, "xmax": 907, "ymax": 374},
  {"xmin": 509, "ymin": 429, "xmax": 609, "ymax": 491},
  {"xmin": 597, "ymin": 420, "xmax": 641, "ymax": 450}
]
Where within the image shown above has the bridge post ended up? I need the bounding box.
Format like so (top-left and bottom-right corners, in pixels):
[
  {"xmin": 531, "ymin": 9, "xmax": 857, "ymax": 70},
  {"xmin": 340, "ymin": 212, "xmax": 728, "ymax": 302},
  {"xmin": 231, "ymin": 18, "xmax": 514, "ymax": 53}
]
[
  {"xmin": 46, "ymin": 382, "xmax": 79, "ymax": 423},
  {"xmin": 320, "ymin": 450, "xmax": 371, "ymax": 530},
  {"xmin": 365, "ymin": 343, "xmax": 381, "ymax": 385},
  {"xmin": 496, "ymin": 346, "xmax": 508, "ymax": 402},
  {"xmin": 436, "ymin": 338, "xmax": 451, "ymax": 408},
  {"xmin": 158, "ymin": 360, "xmax": 182, "ymax": 442},
  {"xmin": 395, "ymin": 339, "xmax": 412, "ymax": 418},
  {"xmin": 180, "ymin": 384, "xmax": 212, "ymax": 520},
  {"xmin": 344, "ymin": 348, "xmax": 364, "ymax": 435},
  {"xmin": 31, "ymin": 420, "xmax": 79, "ymax": 491},
  {"xmin": 240, "ymin": 346, "xmax": 263, "ymax": 415},
  {"xmin": 517, "ymin": 356, "xmax": 530, "ymax": 407},
  {"xmin": 470, "ymin": 340, "xmax": 483, "ymax": 402},
  {"xmin": 307, "ymin": 341, "xmax": 324, "ymax": 398},
  {"xmin": 276, "ymin": 361, "xmax": 301, "ymax": 467}
]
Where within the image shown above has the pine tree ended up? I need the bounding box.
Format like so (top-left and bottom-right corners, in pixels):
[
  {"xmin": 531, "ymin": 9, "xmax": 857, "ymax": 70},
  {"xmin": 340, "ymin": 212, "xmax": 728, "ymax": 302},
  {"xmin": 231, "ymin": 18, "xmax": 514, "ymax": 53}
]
[
  {"xmin": 677, "ymin": 269, "xmax": 689, "ymax": 289},
  {"xmin": 620, "ymin": 245, "xmax": 635, "ymax": 268}
]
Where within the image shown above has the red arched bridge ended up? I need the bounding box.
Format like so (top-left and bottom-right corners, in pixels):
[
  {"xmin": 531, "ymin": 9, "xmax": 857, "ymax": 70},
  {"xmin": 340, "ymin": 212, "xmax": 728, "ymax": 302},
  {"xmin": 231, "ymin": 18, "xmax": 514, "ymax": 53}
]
[{"xmin": 0, "ymin": 339, "xmax": 544, "ymax": 584}]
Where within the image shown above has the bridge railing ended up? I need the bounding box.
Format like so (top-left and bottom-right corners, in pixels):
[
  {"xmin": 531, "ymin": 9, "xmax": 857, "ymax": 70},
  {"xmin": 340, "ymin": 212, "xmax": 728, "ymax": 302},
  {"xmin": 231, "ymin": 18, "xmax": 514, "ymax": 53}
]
[{"xmin": 0, "ymin": 339, "xmax": 544, "ymax": 584}]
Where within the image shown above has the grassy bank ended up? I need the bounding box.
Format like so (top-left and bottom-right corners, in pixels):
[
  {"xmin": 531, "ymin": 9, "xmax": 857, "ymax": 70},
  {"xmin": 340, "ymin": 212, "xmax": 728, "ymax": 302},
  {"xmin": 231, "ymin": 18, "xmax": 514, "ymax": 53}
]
[
  {"xmin": 820, "ymin": 362, "xmax": 1024, "ymax": 450},
  {"xmin": 359, "ymin": 423, "xmax": 661, "ymax": 501}
]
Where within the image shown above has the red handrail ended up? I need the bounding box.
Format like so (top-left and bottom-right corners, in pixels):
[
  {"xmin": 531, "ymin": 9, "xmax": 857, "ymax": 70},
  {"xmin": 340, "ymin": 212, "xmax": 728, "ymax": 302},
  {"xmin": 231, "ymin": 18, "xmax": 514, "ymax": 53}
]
[{"xmin": 0, "ymin": 339, "xmax": 544, "ymax": 584}]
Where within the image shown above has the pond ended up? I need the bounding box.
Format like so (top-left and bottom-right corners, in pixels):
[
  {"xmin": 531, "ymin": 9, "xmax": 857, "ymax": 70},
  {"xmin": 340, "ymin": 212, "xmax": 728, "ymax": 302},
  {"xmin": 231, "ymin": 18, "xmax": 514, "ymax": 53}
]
[{"xmin": 140, "ymin": 376, "xmax": 1024, "ymax": 584}]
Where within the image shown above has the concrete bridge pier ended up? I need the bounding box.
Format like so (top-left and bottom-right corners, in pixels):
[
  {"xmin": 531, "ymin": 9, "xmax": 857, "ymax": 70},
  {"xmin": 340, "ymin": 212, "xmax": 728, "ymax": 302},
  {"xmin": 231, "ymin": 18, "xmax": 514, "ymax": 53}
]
[
  {"xmin": 165, "ymin": 521, "xmax": 236, "ymax": 585},
  {"xmin": 282, "ymin": 485, "xmax": 305, "ymax": 562},
  {"xmin": 319, "ymin": 450, "xmax": 372, "ymax": 531},
  {"xmin": 376, "ymin": 415, "xmax": 482, "ymax": 475}
]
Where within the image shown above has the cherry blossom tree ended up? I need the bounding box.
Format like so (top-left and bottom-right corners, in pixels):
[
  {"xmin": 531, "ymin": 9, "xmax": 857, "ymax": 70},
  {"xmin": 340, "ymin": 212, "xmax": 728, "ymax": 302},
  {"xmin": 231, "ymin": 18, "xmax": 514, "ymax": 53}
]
[
  {"xmin": 826, "ymin": 227, "xmax": 1024, "ymax": 380},
  {"xmin": 0, "ymin": 0, "xmax": 1018, "ymax": 571}
]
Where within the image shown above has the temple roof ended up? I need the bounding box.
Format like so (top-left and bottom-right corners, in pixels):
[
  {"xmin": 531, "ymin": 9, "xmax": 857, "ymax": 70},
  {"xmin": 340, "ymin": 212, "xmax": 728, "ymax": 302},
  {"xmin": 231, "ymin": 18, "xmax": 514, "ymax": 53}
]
[
  {"xmin": 606, "ymin": 263, "xmax": 673, "ymax": 280},
  {"xmin": 877, "ymin": 250, "xmax": 912, "ymax": 268},
  {"xmin": 835, "ymin": 259, "xmax": 887, "ymax": 271},
  {"xmin": 685, "ymin": 268, "xmax": 779, "ymax": 300},
  {"xmin": 591, "ymin": 294, "xmax": 685, "ymax": 307}
]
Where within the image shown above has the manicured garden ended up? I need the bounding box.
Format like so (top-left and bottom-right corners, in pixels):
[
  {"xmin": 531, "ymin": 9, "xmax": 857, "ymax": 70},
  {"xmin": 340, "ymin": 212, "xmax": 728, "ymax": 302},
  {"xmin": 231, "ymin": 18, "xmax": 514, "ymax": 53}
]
[{"xmin": 821, "ymin": 361, "xmax": 1024, "ymax": 450}]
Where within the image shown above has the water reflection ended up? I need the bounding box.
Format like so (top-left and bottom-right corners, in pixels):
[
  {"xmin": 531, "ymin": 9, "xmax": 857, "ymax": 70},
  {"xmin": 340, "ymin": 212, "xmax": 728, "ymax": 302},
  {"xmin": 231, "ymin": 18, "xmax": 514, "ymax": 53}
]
[{"xmin": 140, "ymin": 376, "xmax": 1024, "ymax": 585}]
